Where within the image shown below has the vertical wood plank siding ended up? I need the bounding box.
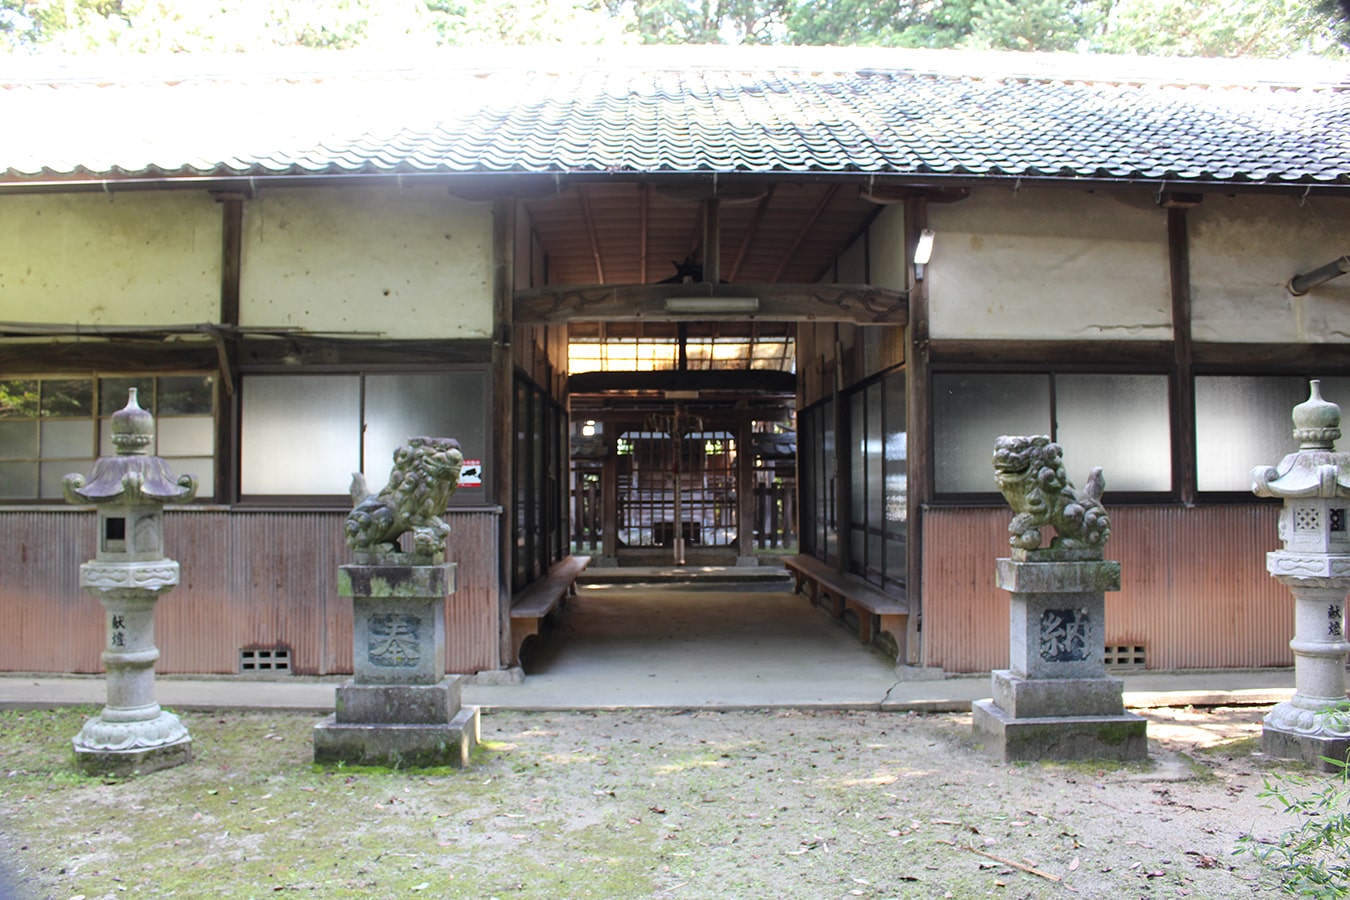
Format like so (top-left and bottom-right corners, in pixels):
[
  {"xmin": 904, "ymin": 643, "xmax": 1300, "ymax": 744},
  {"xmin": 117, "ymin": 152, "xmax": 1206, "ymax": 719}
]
[
  {"xmin": 921, "ymin": 505, "xmax": 1292, "ymax": 673},
  {"xmin": 3, "ymin": 509, "xmax": 501, "ymax": 675}
]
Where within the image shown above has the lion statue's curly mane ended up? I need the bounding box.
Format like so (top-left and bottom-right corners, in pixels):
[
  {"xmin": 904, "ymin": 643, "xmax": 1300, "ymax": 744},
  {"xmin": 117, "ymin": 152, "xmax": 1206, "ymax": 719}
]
[
  {"xmin": 992, "ymin": 435, "xmax": 1109, "ymax": 553},
  {"xmin": 345, "ymin": 436, "xmax": 464, "ymax": 559}
]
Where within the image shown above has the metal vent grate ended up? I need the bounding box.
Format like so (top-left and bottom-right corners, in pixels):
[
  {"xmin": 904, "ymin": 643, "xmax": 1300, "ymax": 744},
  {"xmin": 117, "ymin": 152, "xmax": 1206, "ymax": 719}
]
[
  {"xmin": 1104, "ymin": 644, "xmax": 1146, "ymax": 670},
  {"xmin": 239, "ymin": 647, "xmax": 291, "ymax": 674}
]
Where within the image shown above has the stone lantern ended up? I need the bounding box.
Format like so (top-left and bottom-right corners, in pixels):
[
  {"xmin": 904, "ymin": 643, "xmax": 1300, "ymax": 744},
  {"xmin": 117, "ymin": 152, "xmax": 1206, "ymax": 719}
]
[
  {"xmin": 1251, "ymin": 380, "xmax": 1350, "ymax": 770},
  {"xmin": 63, "ymin": 388, "xmax": 197, "ymax": 776}
]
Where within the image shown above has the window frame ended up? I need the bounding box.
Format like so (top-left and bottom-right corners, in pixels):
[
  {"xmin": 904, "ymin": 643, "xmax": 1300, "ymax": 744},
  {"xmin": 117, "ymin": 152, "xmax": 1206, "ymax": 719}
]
[
  {"xmin": 235, "ymin": 365, "xmax": 492, "ymax": 507},
  {"xmin": 0, "ymin": 371, "xmax": 218, "ymax": 503},
  {"xmin": 928, "ymin": 362, "xmax": 1177, "ymax": 506}
]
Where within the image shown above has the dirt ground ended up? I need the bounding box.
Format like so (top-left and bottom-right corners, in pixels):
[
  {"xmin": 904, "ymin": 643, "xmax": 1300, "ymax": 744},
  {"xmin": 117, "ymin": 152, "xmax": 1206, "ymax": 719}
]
[{"xmin": 0, "ymin": 703, "xmax": 1316, "ymax": 899}]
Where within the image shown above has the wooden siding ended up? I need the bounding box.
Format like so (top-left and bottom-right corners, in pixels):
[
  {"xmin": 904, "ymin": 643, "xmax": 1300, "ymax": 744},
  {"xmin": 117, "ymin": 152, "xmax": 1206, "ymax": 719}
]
[
  {"xmin": 921, "ymin": 505, "xmax": 1293, "ymax": 673},
  {"xmin": 3, "ymin": 508, "xmax": 501, "ymax": 675}
]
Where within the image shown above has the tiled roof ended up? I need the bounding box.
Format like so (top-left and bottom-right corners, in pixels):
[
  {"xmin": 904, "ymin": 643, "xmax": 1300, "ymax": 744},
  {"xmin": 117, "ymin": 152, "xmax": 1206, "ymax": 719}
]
[{"xmin": 1, "ymin": 47, "xmax": 1346, "ymax": 188}]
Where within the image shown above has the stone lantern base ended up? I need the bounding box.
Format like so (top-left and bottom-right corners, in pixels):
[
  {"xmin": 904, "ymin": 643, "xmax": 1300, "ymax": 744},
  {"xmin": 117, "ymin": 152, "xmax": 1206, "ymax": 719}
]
[
  {"xmin": 1263, "ymin": 702, "xmax": 1350, "ymax": 773},
  {"xmin": 73, "ymin": 709, "xmax": 193, "ymax": 776}
]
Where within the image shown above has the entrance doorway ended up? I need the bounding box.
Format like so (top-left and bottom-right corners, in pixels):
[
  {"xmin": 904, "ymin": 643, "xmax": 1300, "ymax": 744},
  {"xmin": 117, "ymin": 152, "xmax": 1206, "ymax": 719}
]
[{"xmin": 566, "ymin": 321, "xmax": 798, "ymax": 566}]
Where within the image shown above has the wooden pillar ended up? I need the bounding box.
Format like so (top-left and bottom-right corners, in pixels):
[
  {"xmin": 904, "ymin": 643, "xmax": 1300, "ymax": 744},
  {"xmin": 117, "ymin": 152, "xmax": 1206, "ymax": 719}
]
[
  {"xmin": 1167, "ymin": 206, "xmax": 1197, "ymax": 506},
  {"xmin": 601, "ymin": 435, "xmax": 619, "ymax": 560},
  {"xmin": 212, "ymin": 191, "xmax": 244, "ymax": 504},
  {"xmin": 736, "ymin": 409, "xmax": 755, "ymax": 560},
  {"xmin": 493, "ymin": 198, "xmax": 515, "ymax": 668},
  {"xmin": 904, "ymin": 196, "xmax": 931, "ymax": 666},
  {"xmin": 702, "ymin": 197, "xmax": 721, "ymax": 284}
]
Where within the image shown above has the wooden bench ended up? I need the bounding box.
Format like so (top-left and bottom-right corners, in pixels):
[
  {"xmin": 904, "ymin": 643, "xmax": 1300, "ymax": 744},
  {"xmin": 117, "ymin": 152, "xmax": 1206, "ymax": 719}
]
[
  {"xmin": 784, "ymin": 554, "xmax": 909, "ymax": 664},
  {"xmin": 509, "ymin": 555, "xmax": 591, "ymax": 665}
]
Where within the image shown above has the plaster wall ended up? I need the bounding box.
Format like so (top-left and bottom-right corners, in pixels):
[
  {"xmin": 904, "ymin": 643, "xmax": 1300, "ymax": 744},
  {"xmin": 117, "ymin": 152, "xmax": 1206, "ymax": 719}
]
[
  {"xmin": 925, "ymin": 188, "xmax": 1171, "ymax": 340},
  {"xmin": 868, "ymin": 205, "xmax": 908, "ymax": 292},
  {"xmin": 240, "ymin": 185, "xmax": 493, "ymax": 339},
  {"xmin": 1189, "ymin": 194, "xmax": 1350, "ymax": 343},
  {"xmin": 0, "ymin": 191, "xmax": 221, "ymax": 325}
]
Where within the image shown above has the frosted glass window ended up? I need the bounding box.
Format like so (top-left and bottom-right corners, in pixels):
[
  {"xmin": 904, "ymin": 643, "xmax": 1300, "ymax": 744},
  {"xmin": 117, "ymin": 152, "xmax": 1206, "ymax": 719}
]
[
  {"xmin": 0, "ymin": 421, "xmax": 37, "ymax": 458},
  {"xmin": 934, "ymin": 373, "xmax": 1050, "ymax": 493},
  {"xmin": 363, "ymin": 373, "xmax": 486, "ymax": 484},
  {"xmin": 41, "ymin": 460, "xmax": 92, "ymax": 497},
  {"xmin": 169, "ymin": 457, "xmax": 214, "ymax": 499},
  {"xmin": 1056, "ymin": 374, "xmax": 1171, "ymax": 492},
  {"xmin": 157, "ymin": 418, "xmax": 214, "ymax": 457},
  {"xmin": 883, "ymin": 369, "xmax": 907, "ymax": 533},
  {"xmin": 41, "ymin": 420, "xmax": 94, "ymax": 458},
  {"xmin": 0, "ymin": 462, "xmax": 36, "ymax": 498},
  {"xmin": 241, "ymin": 375, "xmax": 360, "ymax": 495},
  {"xmin": 1196, "ymin": 376, "xmax": 1306, "ymax": 492}
]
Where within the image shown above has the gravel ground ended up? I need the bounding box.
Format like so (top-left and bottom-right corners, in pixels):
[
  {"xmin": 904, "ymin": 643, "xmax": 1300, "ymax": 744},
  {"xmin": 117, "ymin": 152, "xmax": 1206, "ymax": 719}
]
[{"xmin": 0, "ymin": 704, "xmax": 1314, "ymax": 899}]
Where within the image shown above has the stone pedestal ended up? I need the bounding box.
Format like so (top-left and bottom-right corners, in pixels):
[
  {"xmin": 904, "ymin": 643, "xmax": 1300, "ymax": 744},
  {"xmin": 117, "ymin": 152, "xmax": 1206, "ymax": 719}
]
[
  {"xmin": 73, "ymin": 563, "xmax": 192, "ymax": 776},
  {"xmin": 313, "ymin": 562, "xmax": 479, "ymax": 768},
  {"xmin": 973, "ymin": 553, "xmax": 1147, "ymax": 762}
]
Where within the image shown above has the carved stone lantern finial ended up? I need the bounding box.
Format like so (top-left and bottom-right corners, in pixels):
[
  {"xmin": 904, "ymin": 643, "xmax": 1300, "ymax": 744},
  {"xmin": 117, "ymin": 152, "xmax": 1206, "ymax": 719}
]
[{"xmin": 1251, "ymin": 380, "xmax": 1350, "ymax": 770}]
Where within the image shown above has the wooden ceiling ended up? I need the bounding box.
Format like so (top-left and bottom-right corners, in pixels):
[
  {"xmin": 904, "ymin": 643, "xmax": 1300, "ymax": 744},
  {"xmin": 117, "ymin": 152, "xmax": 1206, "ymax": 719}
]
[{"xmin": 522, "ymin": 181, "xmax": 882, "ymax": 287}]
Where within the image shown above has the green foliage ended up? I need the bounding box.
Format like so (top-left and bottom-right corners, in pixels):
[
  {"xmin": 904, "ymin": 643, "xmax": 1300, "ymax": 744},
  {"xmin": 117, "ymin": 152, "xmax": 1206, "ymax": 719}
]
[
  {"xmin": 1236, "ymin": 752, "xmax": 1350, "ymax": 897},
  {"xmin": 0, "ymin": 0, "xmax": 1345, "ymax": 55}
]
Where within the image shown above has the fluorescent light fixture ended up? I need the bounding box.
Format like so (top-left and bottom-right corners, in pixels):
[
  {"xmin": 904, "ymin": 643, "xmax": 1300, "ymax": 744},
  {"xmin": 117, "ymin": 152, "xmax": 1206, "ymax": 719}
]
[
  {"xmin": 913, "ymin": 228, "xmax": 936, "ymax": 281},
  {"xmin": 664, "ymin": 296, "xmax": 760, "ymax": 314},
  {"xmin": 664, "ymin": 390, "xmax": 700, "ymax": 399}
]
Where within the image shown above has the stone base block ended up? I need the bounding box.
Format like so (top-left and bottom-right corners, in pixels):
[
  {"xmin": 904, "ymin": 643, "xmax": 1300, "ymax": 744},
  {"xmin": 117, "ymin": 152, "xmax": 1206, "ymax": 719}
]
[
  {"xmin": 73, "ymin": 736, "xmax": 193, "ymax": 777},
  {"xmin": 335, "ymin": 678, "xmax": 464, "ymax": 725},
  {"xmin": 991, "ymin": 670, "xmax": 1125, "ymax": 719},
  {"xmin": 313, "ymin": 706, "xmax": 480, "ymax": 769},
  {"xmin": 972, "ymin": 699, "xmax": 1147, "ymax": 762},
  {"xmin": 1263, "ymin": 725, "xmax": 1350, "ymax": 773}
]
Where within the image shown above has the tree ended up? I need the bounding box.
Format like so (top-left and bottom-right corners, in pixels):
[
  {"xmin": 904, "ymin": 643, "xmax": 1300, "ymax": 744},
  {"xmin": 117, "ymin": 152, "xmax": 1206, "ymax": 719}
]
[
  {"xmin": 965, "ymin": 0, "xmax": 1107, "ymax": 52},
  {"xmin": 1095, "ymin": 0, "xmax": 1347, "ymax": 57}
]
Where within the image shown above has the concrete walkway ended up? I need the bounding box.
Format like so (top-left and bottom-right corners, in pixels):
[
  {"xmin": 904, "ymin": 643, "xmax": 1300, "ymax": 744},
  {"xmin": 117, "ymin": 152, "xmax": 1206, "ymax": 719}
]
[{"xmin": 0, "ymin": 581, "xmax": 1296, "ymax": 714}]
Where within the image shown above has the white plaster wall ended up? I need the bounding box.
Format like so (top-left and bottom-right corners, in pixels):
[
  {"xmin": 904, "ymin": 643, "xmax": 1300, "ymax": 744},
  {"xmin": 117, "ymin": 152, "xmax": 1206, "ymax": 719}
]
[
  {"xmin": 925, "ymin": 188, "xmax": 1172, "ymax": 340},
  {"xmin": 835, "ymin": 232, "xmax": 866, "ymax": 283},
  {"xmin": 0, "ymin": 191, "xmax": 221, "ymax": 325},
  {"xmin": 1190, "ymin": 194, "xmax": 1350, "ymax": 343},
  {"xmin": 240, "ymin": 185, "xmax": 493, "ymax": 339},
  {"xmin": 868, "ymin": 204, "xmax": 908, "ymax": 292}
]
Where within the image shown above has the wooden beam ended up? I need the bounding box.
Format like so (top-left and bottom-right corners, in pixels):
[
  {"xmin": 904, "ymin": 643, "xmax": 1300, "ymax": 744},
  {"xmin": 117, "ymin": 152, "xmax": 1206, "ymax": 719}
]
[
  {"xmin": 514, "ymin": 282, "xmax": 907, "ymax": 325},
  {"xmin": 928, "ymin": 339, "xmax": 1173, "ymax": 367},
  {"xmin": 728, "ymin": 186, "xmax": 774, "ymax": 283},
  {"xmin": 771, "ymin": 185, "xmax": 838, "ymax": 282},
  {"xmin": 568, "ymin": 369, "xmax": 796, "ymax": 394},
  {"xmin": 578, "ymin": 186, "xmax": 604, "ymax": 284}
]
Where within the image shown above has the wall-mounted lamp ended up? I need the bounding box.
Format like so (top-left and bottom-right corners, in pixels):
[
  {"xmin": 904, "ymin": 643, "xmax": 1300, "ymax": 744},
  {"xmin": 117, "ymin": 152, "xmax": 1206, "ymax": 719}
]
[
  {"xmin": 913, "ymin": 229, "xmax": 936, "ymax": 282},
  {"xmin": 664, "ymin": 296, "xmax": 760, "ymax": 314},
  {"xmin": 1287, "ymin": 256, "xmax": 1350, "ymax": 296}
]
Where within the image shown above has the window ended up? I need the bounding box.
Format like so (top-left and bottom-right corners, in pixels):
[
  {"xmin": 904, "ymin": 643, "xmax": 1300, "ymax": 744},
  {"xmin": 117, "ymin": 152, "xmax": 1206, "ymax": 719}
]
[
  {"xmin": 512, "ymin": 373, "xmax": 566, "ymax": 588},
  {"xmin": 1196, "ymin": 375, "xmax": 1350, "ymax": 493},
  {"xmin": 933, "ymin": 372, "xmax": 1171, "ymax": 495},
  {"xmin": 0, "ymin": 374, "xmax": 215, "ymax": 500},
  {"xmin": 847, "ymin": 369, "xmax": 907, "ymax": 588},
  {"xmin": 798, "ymin": 398, "xmax": 838, "ymax": 563},
  {"xmin": 240, "ymin": 371, "xmax": 487, "ymax": 499}
]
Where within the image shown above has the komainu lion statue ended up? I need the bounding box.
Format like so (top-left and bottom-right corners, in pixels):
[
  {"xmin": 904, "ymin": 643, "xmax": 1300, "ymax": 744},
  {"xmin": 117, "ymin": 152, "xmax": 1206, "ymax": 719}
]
[
  {"xmin": 346, "ymin": 436, "xmax": 464, "ymax": 558},
  {"xmin": 992, "ymin": 435, "xmax": 1110, "ymax": 552}
]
